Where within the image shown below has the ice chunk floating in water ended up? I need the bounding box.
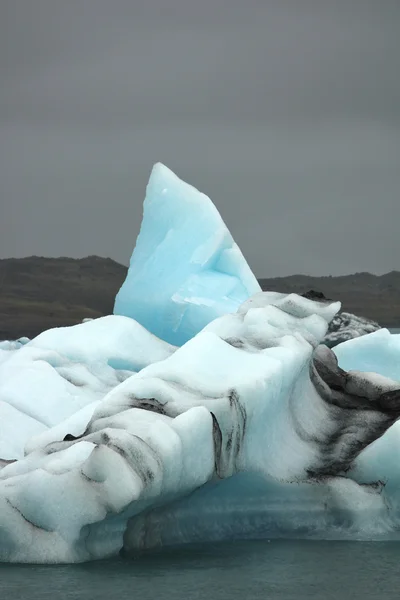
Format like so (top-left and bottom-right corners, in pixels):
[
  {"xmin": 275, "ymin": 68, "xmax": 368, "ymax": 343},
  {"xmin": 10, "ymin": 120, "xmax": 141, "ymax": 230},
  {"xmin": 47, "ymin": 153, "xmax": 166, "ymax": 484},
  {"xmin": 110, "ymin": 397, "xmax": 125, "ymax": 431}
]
[
  {"xmin": 114, "ymin": 163, "xmax": 260, "ymax": 346},
  {"xmin": 334, "ymin": 328, "xmax": 400, "ymax": 382},
  {"xmin": 1, "ymin": 163, "xmax": 400, "ymax": 564}
]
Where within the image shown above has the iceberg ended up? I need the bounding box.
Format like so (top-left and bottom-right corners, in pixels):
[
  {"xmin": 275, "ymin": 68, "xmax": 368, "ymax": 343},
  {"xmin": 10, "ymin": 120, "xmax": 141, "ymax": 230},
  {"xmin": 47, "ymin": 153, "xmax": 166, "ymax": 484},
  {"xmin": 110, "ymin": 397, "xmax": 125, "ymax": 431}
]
[
  {"xmin": 334, "ymin": 328, "xmax": 400, "ymax": 382},
  {"xmin": 113, "ymin": 163, "xmax": 261, "ymax": 346},
  {"xmin": 0, "ymin": 163, "xmax": 400, "ymax": 564}
]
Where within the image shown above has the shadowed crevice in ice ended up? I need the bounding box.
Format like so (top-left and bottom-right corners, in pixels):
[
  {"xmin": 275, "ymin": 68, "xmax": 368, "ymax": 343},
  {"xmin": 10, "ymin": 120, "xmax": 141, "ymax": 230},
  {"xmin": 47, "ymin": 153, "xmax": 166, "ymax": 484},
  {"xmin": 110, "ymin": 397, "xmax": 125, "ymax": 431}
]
[{"xmin": 307, "ymin": 344, "xmax": 400, "ymax": 478}]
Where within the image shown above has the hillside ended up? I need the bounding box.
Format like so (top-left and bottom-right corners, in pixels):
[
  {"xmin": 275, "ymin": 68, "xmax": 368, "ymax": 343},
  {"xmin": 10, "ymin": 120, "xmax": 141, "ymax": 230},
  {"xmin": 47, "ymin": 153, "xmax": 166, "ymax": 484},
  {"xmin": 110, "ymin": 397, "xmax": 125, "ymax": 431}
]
[
  {"xmin": 259, "ymin": 272, "xmax": 400, "ymax": 327},
  {"xmin": 0, "ymin": 256, "xmax": 127, "ymax": 340},
  {"xmin": 1, "ymin": 256, "xmax": 399, "ymax": 340}
]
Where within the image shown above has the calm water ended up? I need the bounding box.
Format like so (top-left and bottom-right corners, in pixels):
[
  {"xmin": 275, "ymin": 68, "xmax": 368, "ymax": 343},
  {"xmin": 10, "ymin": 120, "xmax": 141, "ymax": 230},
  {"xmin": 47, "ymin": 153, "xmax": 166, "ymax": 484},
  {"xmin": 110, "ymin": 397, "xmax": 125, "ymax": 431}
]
[{"xmin": 1, "ymin": 540, "xmax": 400, "ymax": 600}]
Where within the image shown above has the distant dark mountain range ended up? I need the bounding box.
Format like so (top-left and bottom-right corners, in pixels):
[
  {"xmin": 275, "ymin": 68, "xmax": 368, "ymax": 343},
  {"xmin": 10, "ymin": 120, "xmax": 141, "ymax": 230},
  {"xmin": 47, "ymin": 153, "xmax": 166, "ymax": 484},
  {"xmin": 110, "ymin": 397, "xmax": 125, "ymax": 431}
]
[
  {"xmin": 1, "ymin": 256, "xmax": 399, "ymax": 340},
  {"xmin": 258, "ymin": 272, "xmax": 400, "ymax": 327},
  {"xmin": 0, "ymin": 256, "xmax": 126, "ymax": 340}
]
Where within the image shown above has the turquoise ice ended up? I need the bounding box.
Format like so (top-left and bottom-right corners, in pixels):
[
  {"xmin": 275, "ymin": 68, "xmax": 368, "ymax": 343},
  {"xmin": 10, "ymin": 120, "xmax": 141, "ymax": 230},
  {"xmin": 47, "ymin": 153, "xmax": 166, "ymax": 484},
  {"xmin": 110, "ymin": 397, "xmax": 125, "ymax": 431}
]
[
  {"xmin": 113, "ymin": 163, "xmax": 261, "ymax": 345},
  {"xmin": 334, "ymin": 328, "xmax": 400, "ymax": 381}
]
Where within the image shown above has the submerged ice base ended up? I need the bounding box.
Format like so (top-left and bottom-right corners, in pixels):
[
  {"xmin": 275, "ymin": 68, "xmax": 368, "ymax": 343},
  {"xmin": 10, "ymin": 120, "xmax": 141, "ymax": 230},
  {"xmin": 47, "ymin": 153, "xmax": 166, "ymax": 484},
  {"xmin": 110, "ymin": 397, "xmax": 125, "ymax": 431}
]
[
  {"xmin": 113, "ymin": 163, "xmax": 260, "ymax": 346},
  {"xmin": 1, "ymin": 163, "xmax": 400, "ymax": 564}
]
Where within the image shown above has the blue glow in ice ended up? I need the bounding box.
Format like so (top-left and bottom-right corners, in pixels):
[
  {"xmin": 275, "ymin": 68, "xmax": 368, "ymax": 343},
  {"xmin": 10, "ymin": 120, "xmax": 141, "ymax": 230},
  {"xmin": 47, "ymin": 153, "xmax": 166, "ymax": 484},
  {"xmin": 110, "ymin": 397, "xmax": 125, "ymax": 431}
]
[
  {"xmin": 113, "ymin": 163, "xmax": 260, "ymax": 345},
  {"xmin": 334, "ymin": 328, "xmax": 400, "ymax": 381}
]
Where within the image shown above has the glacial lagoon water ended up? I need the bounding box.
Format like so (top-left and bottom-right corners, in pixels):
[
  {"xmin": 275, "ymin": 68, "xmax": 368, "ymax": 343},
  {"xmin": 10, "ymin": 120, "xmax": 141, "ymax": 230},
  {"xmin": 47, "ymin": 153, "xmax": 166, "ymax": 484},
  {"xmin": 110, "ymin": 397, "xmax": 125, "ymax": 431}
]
[{"xmin": 1, "ymin": 540, "xmax": 400, "ymax": 600}]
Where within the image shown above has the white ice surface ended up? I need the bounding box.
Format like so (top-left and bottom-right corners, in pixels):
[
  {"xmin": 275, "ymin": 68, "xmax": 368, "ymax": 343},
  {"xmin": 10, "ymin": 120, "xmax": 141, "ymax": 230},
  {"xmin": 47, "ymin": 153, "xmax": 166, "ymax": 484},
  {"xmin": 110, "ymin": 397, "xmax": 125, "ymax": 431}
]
[
  {"xmin": 28, "ymin": 315, "xmax": 175, "ymax": 371},
  {"xmin": 2, "ymin": 292, "xmax": 399, "ymax": 563},
  {"xmin": 0, "ymin": 316, "xmax": 175, "ymax": 460}
]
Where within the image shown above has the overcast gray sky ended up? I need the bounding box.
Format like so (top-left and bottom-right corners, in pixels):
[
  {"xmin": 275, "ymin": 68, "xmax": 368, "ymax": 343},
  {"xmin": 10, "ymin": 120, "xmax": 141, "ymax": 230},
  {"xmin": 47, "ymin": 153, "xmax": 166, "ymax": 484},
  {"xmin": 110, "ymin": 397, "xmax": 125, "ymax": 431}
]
[{"xmin": 1, "ymin": 0, "xmax": 399, "ymax": 277}]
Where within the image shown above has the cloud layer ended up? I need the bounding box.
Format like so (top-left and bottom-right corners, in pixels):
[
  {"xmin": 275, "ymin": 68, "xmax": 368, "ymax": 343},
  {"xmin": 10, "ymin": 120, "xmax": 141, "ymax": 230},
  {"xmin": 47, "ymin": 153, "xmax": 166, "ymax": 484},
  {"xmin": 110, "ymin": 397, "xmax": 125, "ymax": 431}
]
[{"xmin": 1, "ymin": 0, "xmax": 399, "ymax": 276}]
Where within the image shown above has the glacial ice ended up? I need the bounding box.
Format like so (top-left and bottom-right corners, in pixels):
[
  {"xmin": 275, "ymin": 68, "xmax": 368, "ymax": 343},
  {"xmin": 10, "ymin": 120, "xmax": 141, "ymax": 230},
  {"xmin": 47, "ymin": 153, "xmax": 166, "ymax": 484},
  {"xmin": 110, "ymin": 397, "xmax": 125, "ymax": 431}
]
[
  {"xmin": 113, "ymin": 163, "xmax": 261, "ymax": 346},
  {"xmin": 28, "ymin": 315, "xmax": 175, "ymax": 372},
  {"xmin": 0, "ymin": 316, "xmax": 174, "ymax": 460},
  {"xmin": 334, "ymin": 328, "xmax": 400, "ymax": 381},
  {"xmin": 1, "ymin": 163, "xmax": 400, "ymax": 564}
]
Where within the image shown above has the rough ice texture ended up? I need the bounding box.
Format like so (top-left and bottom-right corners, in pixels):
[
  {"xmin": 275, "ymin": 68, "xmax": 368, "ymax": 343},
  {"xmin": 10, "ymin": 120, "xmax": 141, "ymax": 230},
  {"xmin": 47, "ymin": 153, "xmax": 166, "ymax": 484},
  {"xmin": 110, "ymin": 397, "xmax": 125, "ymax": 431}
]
[
  {"xmin": 113, "ymin": 163, "xmax": 261, "ymax": 346},
  {"xmin": 324, "ymin": 311, "xmax": 381, "ymax": 348},
  {"xmin": 1, "ymin": 293, "xmax": 400, "ymax": 563},
  {"xmin": 1, "ymin": 164, "xmax": 400, "ymax": 564},
  {"xmin": 0, "ymin": 316, "xmax": 174, "ymax": 460}
]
